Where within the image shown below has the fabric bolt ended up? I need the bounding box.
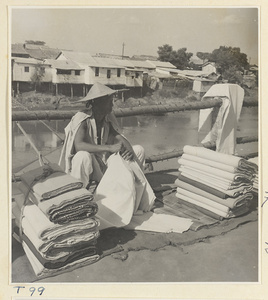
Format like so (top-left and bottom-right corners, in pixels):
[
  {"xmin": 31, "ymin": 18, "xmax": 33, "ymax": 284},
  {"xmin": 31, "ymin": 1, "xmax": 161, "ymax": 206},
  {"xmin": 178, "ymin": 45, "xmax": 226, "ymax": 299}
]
[
  {"xmin": 21, "ymin": 213, "xmax": 100, "ymax": 260},
  {"xmin": 20, "ymin": 164, "xmax": 83, "ymax": 200},
  {"xmin": 21, "ymin": 204, "xmax": 99, "ymax": 241},
  {"xmin": 177, "ymin": 173, "xmax": 231, "ymax": 199},
  {"xmin": 22, "ymin": 233, "xmax": 98, "ymax": 267},
  {"xmin": 181, "ymin": 153, "xmax": 254, "ymax": 178},
  {"xmin": 175, "ymin": 192, "xmax": 250, "ymax": 219},
  {"xmin": 198, "ymin": 84, "xmax": 244, "ymax": 154},
  {"xmin": 175, "ymin": 179, "xmax": 253, "ymax": 209},
  {"xmin": 176, "ymin": 187, "xmax": 230, "ymax": 213},
  {"xmin": 19, "ymin": 182, "xmax": 93, "ymax": 212},
  {"xmin": 183, "ymin": 145, "xmax": 258, "ymax": 173},
  {"xmin": 175, "ymin": 192, "xmax": 229, "ymax": 218},
  {"xmin": 94, "ymin": 154, "xmax": 155, "ymax": 230},
  {"xmin": 39, "ymin": 229, "xmax": 98, "ymax": 254},
  {"xmin": 176, "ymin": 198, "xmax": 224, "ymax": 221},
  {"xmin": 179, "ymin": 166, "xmax": 251, "ymax": 191},
  {"xmin": 22, "ymin": 242, "xmax": 100, "ymax": 278},
  {"xmin": 178, "ymin": 172, "xmax": 252, "ymax": 197},
  {"xmin": 49, "ymin": 202, "xmax": 98, "ymax": 225},
  {"xmin": 124, "ymin": 211, "xmax": 193, "ymax": 233},
  {"xmin": 178, "ymin": 157, "xmax": 253, "ymax": 181}
]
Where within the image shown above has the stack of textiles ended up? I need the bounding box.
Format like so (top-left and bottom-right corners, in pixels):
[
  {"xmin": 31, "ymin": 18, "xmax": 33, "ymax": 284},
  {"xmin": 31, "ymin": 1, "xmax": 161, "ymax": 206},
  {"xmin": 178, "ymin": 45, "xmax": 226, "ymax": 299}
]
[
  {"xmin": 248, "ymin": 157, "xmax": 259, "ymax": 194},
  {"xmin": 175, "ymin": 146, "xmax": 257, "ymax": 220},
  {"xmin": 12, "ymin": 164, "xmax": 100, "ymax": 278}
]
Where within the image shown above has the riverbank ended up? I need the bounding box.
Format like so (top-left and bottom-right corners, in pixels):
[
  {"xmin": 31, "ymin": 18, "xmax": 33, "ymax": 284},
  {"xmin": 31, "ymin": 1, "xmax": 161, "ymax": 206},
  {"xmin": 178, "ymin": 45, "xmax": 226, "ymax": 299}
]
[{"xmin": 12, "ymin": 86, "xmax": 258, "ymax": 111}]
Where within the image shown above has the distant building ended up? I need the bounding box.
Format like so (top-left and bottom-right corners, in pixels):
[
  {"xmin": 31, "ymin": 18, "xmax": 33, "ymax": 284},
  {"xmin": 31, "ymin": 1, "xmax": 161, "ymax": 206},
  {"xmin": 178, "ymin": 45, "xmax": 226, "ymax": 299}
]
[
  {"xmin": 202, "ymin": 62, "xmax": 217, "ymax": 74},
  {"xmin": 11, "ymin": 44, "xmax": 30, "ymax": 58},
  {"xmin": 12, "ymin": 43, "xmax": 60, "ymax": 60},
  {"xmin": 131, "ymin": 54, "xmax": 158, "ymax": 61},
  {"xmin": 11, "ymin": 57, "xmax": 51, "ymax": 94},
  {"xmin": 95, "ymin": 53, "xmax": 130, "ymax": 60}
]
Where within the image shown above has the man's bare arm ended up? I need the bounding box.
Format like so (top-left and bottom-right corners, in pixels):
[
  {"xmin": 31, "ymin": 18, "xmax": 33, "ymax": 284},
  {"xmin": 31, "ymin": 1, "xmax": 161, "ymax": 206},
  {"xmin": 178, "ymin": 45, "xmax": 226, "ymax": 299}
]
[{"xmin": 74, "ymin": 120, "xmax": 122, "ymax": 154}]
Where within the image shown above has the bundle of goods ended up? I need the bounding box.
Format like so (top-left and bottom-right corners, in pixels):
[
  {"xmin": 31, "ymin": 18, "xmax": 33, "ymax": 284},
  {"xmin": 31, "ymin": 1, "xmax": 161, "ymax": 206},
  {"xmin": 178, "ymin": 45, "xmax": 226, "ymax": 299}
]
[
  {"xmin": 248, "ymin": 157, "xmax": 259, "ymax": 194},
  {"xmin": 175, "ymin": 146, "xmax": 258, "ymax": 220},
  {"xmin": 12, "ymin": 164, "xmax": 100, "ymax": 278}
]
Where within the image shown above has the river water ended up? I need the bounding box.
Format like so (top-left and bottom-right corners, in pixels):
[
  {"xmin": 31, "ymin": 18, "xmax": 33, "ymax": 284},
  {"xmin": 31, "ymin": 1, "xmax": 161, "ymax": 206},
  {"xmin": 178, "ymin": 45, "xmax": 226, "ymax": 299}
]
[{"xmin": 12, "ymin": 106, "xmax": 258, "ymax": 173}]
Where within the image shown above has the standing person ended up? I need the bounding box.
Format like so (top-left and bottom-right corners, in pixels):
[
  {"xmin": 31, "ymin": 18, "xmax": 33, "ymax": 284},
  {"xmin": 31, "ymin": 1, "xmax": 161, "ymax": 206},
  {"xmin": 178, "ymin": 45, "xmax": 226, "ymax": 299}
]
[{"xmin": 59, "ymin": 82, "xmax": 155, "ymax": 230}]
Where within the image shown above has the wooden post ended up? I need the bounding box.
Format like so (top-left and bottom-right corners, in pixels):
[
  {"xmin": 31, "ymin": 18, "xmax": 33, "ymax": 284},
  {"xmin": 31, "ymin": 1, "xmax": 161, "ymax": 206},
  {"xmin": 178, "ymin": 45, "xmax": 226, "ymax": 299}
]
[
  {"xmin": 71, "ymin": 84, "xmax": 73, "ymax": 98},
  {"xmin": 83, "ymin": 85, "xmax": 86, "ymax": 97},
  {"xmin": 17, "ymin": 82, "xmax": 20, "ymax": 95},
  {"xmin": 55, "ymin": 84, "xmax": 58, "ymax": 96}
]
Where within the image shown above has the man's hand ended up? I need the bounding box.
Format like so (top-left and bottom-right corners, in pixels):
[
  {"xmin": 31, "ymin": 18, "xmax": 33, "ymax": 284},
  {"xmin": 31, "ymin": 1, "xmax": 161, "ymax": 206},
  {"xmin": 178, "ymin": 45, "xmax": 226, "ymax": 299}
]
[{"xmin": 108, "ymin": 142, "xmax": 123, "ymax": 153}]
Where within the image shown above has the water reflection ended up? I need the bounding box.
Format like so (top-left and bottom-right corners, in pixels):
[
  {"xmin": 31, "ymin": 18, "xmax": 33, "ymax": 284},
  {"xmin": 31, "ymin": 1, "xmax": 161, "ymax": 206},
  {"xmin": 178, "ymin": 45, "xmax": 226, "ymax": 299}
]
[{"xmin": 12, "ymin": 107, "xmax": 258, "ymax": 172}]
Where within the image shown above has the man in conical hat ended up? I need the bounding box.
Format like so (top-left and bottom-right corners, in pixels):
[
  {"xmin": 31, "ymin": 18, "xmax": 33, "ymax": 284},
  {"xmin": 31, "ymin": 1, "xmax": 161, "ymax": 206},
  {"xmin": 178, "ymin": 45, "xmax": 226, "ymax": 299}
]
[
  {"xmin": 59, "ymin": 82, "xmax": 143, "ymax": 186},
  {"xmin": 59, "ymin": 82, "xmax": 155, "ymax": 230}
]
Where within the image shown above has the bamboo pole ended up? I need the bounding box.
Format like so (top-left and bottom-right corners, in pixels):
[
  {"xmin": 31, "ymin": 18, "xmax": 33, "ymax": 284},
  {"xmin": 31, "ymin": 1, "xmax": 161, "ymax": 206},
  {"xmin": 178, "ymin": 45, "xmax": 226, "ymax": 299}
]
[
  {"xmin": 145, "ymin": 136, "xmax": 258, "ymax": 163},
  {"xmin": 12, "ymin": 98, "xmax": 258, "ymax": 121},
  {"xmin": 12, "ymin": 135, "xmax": 258, "ymax": 182}
]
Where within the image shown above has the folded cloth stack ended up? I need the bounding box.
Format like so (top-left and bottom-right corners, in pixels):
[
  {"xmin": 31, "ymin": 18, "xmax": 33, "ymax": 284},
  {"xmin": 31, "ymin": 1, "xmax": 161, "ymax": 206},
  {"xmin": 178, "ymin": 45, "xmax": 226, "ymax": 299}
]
[
  {"xmin": 12, "ymin": 164, "xmax": 100, "ymax": 278},
  {"xmin": 248, "ymin": 157, "xmax": 259, "ymax": 194},
  {"xmin": 175, "ymin": 145, "xmax": 257, "ymax": 219}
]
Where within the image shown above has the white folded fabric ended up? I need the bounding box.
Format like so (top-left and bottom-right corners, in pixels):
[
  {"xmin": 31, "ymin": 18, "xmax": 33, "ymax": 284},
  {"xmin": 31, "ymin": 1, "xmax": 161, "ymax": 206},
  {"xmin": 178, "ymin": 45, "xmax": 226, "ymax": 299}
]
[
  {"xmin": 22, "ymin": 216, "xmax": 99, "ymax": 260},
  {"xmin": 175, "ymin": 179, "xmax": 253, "ymax": 209},
  {"xmin": 124, "ymin": 211, "xmax": 193, "ymax": 233},
  {"xmin": 183, "ymin": 145, "xmax": 257, "ymax": 172},
  {"xmin": 178, "ymin": 171, "xmax": 252, "ymax": 197},
  {"xmin": 178, "ymin": 157, "xmax": 251, "ymax": 181},
  {"xmin": 176, "ymin": 187, "xmax": 229, "ymax": 213},
  {"xmin": 22, "ymin": 242, "xmax": 99, "ymax": 278},
  {"xmin": 19, "ymin": 183, "xmax": 93, "ymax": 216},
  {"xmin": 179, "ymin": 166, "xmax": 250, "ymax": 190},
  {"xmin": 179, "ymin": 166, "xmax": 234, "ymax": 190},
  {"xmin": 181, "ymin": 153, "xmax": 240, "ymax": 174},
  {"xmin": 20, "ymin": 164, "xmax": 83, "ymax": 201},
  {"xmin": 175, "ymin": 192, "xmax": 229, "ymax": 218},
  {"xmin": 22, "ymin": 204, "xmax": 99, "ymax": 241},
  {"xmin": 94, "ymin": 154, "xmax": 155, "ymax": 231}
]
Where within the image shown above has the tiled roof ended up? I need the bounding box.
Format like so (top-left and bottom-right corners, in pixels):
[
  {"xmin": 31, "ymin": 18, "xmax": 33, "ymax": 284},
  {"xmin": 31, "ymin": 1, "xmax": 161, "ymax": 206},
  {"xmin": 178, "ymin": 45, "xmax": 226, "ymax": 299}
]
[{"xmin": 45, "ymin": 59, "xmax": 84, "ymax": 70}]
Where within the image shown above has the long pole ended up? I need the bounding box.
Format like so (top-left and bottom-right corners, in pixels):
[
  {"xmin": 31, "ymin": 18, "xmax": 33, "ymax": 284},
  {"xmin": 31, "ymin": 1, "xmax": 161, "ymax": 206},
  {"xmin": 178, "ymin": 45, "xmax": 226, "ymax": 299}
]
[
  {"xmin": 122, "ymin": 42, "xmax": 125, "ymax": 59},
  {"xmin": 12, "ymin": 98, "xmax": 258, "ymax": 121}
]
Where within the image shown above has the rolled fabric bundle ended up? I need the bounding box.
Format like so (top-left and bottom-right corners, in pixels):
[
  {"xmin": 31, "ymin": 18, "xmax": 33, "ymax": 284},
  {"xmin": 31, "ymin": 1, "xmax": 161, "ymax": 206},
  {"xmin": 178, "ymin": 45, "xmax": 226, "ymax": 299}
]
[
  {"xmin": 20, "ymin": 164, "xmax": 83, "ymax": 201},
  {"xmin": 183, "ymin": 146, "xmax": 258, "ymax": 173},
  {"xmin": 175, "ymin": 179, "xmax": 253, "ymax": 209}
]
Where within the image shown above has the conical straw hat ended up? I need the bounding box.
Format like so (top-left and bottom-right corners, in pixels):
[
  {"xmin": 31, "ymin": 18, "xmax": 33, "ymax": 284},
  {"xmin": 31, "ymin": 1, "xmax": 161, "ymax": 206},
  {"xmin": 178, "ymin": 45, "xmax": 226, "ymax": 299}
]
[{"xmin": 77, "ymin": 82, "xmax": 117, "ymax": 102}]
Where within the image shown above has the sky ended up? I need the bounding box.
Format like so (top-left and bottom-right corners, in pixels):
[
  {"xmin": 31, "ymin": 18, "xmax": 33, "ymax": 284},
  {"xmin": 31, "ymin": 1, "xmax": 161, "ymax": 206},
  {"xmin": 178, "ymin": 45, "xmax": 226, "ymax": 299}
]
[{"xmin": 11, "ymin": 7, "xmax": 258, "ymax": 64}]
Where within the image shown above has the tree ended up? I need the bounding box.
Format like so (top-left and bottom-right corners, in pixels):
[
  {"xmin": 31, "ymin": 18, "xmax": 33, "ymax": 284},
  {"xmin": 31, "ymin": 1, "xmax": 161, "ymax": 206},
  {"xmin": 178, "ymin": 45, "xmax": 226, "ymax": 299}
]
[
  {"xmin": 157, "ymin": 44, "xmax": 193, "ymax": 69},
  {"xmin": 209, "ymin": 46, "xmax": 249, "ymax": 74},
  {"xmin": 31, "ymin": 64, "xmax": 45, "ymax": 91},
  {"xmin": 196, "ymin": 52, "xmax": 210, "ymax": 63},
  {"xmin": 222, "ymin": 65, "xmax": 243, "ymax": 84}
]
